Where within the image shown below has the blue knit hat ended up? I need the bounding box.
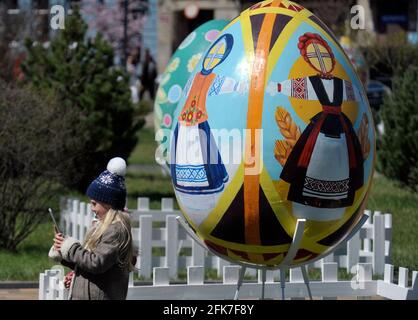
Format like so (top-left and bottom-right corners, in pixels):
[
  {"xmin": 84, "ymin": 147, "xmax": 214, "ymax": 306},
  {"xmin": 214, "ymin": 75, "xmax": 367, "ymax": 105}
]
[{"xmin": 86, "ymin": 157, "xmax": 127, "ymax": 210}]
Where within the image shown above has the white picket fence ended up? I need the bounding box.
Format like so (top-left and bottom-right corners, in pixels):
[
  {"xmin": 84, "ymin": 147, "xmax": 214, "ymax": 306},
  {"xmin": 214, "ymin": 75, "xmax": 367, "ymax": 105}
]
[
  {"xmin": 39, "ymin": 263, "xmax": 418, "ymax": 300},
  {"xmin": 38, "ymin": 196, "xmax": 418, "ymax": 300},
  {"xmin": 58, "ymin": 197, "xmax": 392, "ymax": 278}
]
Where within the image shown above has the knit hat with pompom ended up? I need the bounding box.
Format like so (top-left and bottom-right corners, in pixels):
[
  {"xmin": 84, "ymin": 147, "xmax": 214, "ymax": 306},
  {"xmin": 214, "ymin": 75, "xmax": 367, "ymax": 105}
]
[{"xmin": 86, "ymin": 157, "xmax": 127, "ymax": 210}]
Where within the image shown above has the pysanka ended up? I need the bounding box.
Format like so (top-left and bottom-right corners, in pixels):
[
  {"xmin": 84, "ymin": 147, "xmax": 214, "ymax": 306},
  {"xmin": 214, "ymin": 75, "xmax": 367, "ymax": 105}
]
[{"xmin": 169, "ymin": 0, "xmax": 375, "ymax": 268}]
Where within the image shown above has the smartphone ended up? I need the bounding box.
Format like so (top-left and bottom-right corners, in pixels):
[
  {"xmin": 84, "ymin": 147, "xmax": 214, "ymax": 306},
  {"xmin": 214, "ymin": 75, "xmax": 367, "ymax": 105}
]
[{"xmin": 48, "ymin": 208, "xmax": 61, "ymax": 234}]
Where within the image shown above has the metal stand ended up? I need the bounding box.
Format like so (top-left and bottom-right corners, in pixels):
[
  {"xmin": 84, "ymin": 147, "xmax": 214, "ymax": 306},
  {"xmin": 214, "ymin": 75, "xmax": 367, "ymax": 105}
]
[
  {"xmin": 177, "ymin": 213, "xmax": 369, "ymax": 300},
  {"xmin": 280, "ymin": 267, "xmax": 286, "ymax": 300},
  {"xmin": 260, "ymin": 269, "xmax": 266, "ymax": 300},
  {"xmin": 278, "ymin": 219, "xmax": 307, "ymax": 300},
  {"xmin": 301, "ymin": 265, "xmax": 313, "ymax": 300},
  {"xmin": 234, "ymin": 266, "xmax": 246, "ymax": 300}
]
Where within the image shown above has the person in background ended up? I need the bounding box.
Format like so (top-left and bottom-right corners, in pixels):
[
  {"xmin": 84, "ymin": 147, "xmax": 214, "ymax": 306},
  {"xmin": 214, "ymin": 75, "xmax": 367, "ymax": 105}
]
[{"xmin": 139, "ymin": 48, "xmax": 157, "ymax": 100}]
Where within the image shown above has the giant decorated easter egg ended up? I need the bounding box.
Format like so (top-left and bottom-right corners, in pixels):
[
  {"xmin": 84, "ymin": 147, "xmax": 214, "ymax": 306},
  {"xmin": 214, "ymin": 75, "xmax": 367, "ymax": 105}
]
[
  {"xmin": 154, "ymin": 19, "xmax": 229, "ymax": 169},
  {"xmin": 168, "ymin": 0, "xmax": 375, "ymax": 267}
]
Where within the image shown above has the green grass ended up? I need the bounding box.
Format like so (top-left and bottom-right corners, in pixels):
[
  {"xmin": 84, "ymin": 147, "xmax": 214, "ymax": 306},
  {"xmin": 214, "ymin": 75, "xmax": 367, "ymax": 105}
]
[
  {"xmin": 128, "ymin": 128, "xmax": 158, "ymax": 165},
  {"xmin": 125, "ymin": 170, "xmax": 174, "ymax": 208},
  {"xmin": 0, "ymin": 223, "xmax": 57, "ymax": 281},
  {"xmin": 366, "ymin": 175, "xmax": 418, "ymax": 272}
]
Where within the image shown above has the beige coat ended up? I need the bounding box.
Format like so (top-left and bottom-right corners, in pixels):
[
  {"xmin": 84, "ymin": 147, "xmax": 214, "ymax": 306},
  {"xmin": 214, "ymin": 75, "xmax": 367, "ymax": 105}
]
[{"xmin": 49, "ymin": 221, "xmax": 130, "ymax": 300}]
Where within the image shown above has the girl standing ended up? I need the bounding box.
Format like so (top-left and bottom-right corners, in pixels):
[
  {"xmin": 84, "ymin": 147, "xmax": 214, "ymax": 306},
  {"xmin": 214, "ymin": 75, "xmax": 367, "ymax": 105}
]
[{"xmin": 49, "ymin": 157, "xmax": 136, "ymax": 300}]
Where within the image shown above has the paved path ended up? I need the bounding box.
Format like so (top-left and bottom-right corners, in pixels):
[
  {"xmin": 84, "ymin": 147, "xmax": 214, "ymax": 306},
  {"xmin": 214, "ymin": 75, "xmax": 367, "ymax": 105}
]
[
  {"xmin": 0, "ymin": 287, "xmax": 384, "ymax": 300},
  {"xmin": 0, "ymin": 288, "xmax": 38, "ymax": 300}
]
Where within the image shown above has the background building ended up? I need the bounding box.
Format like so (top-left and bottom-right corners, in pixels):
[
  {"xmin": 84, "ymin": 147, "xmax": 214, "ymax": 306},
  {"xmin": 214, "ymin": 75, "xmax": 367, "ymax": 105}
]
[{"xmin": 4, "ymin": 0, "xmax": 418, "ymax": 73}]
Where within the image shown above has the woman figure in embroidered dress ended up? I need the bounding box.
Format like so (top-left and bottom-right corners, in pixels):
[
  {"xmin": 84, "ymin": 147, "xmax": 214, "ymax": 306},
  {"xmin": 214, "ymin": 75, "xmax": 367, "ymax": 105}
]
[
  {"xmin": 267, "ymin": 33, "xmax": 364, "ymax": 221},
  {"xmin": 170, "ymin": 34, "xmax": 247, "ymax": 211}
]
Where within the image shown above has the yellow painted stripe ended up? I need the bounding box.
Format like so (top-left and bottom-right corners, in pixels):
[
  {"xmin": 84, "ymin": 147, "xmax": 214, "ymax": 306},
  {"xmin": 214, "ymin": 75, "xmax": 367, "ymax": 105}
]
[
  {"xmin": 199, "ymin": 163, "xmax": 245, "ymax": 235},
  {"xmin": 266, "ymin": 8, "xmax": 312, "ymax": 80},
  {"xmin": 259, "ymin": 167, "xmax": 296, "ymax": 234},
  {"xmin": 248, "ymin": 7, "xmax": 298, "ymax": 16},
  {"xmin": 204, "ymin": 235, "xmax": 290, "ymax": 253},
  {"xmin": 244, "ymin": 0, "xmax": 282, "ymax": 246},
  {"xmin": 196, "ymin": 5, "xmax": 255, "ymax": 241}
]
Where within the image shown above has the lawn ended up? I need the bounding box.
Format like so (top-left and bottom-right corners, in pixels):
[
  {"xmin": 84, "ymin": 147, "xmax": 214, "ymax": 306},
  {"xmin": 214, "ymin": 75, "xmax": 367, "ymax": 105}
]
[
  {"xmin": 366, "ymin": 175, "xmax": 418, "ymax": 272},
  {"xmin": 127, "ymin": 127, "xmax": 158, "ymax": 165},
  {"xmin": 0, "ymin": 127, "xmax": 417, "ymax": 281},
  {"xmin": 0, "ymin": 223, "xmax": 55, "ymax": 281}
]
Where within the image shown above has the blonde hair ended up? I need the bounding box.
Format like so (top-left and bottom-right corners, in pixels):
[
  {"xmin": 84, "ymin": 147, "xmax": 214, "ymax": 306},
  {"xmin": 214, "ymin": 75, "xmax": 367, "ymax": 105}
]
[{"xmin": 84, "ymin": 208, "xmax": 136, "ymax": 272}]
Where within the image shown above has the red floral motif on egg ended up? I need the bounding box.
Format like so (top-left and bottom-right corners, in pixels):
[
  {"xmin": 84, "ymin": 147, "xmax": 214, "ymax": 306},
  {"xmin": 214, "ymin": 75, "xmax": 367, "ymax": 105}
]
[{"xmin": 197, "ymin": 110, "xmax": 203, "ymax": 119}]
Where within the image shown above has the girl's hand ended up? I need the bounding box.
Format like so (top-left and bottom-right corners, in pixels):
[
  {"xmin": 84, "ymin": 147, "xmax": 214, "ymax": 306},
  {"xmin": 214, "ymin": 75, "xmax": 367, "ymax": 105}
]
[
  {"xmin": 53, "ymin": 233, "xmax": 65, "ymax": 251},
  {"xmin": 64, "ymin": 271, "xmax": 74, "ymax": 289}
]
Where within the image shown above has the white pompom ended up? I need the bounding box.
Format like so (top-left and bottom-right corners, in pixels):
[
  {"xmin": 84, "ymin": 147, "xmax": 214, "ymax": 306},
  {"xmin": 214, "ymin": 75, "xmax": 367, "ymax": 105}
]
[{"xmin": 107, "ymin": 157, "xmax": 126, "ymax": 176}]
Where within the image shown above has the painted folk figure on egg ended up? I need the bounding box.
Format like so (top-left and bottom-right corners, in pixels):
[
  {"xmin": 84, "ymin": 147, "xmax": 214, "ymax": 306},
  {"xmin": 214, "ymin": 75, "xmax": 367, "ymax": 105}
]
[
  {"xmin": 170, "ymin": 0, "xmax": 375, "ymax": 268},
  {"xmin": 170, "ymin": 34, "xmax": 248, "ymax": 211},
  {"xmin": 268, "ymin": 32, "xmax": 365, "ymax": 221},
  {"xmin": 154, "ymin": 20, "xmax": 229, "ymax": 170}
]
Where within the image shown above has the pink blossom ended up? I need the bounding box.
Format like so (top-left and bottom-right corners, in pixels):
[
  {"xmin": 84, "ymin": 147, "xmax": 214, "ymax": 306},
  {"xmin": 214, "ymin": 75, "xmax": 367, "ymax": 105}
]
[{"xmin": 80, "ymin": 0, "xmax": 147, "ymax": 52}]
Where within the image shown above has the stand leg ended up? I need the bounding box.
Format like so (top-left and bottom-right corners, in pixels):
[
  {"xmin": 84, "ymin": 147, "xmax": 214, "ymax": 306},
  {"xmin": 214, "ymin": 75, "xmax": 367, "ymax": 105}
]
[
  {"xmin": 280, "ymin": 267, "xmax": 286, "ymax": 300},
  {"xmin": 301, "ymin": 265, "xmax": 313, "ymax": 300},
  {"xmin": 261, "ymin": 269, "xmax": 266, "ymax": 300},
  {"xmin": 234, "ymin": 266, "xmax": 246, "ymax": 300}
]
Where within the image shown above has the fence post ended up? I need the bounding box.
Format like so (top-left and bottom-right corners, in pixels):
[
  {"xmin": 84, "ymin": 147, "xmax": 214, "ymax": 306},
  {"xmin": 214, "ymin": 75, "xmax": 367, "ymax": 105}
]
[
  {"xmin": 384, "ymin": 264, "xmax": 394, "ymax": 283},
  {"xmin": 373, "ymin": 213, "xmax": 385, "ymax": 275},
  {"xmin": 71, "ymin": 199, "xmax": 79, "ymax": 239},
  {"xmin": 166, "ymin": 215, "xmax": 178, "ymax": 278},
  {"xmin": 79, "ymin": 202, "xmax": 86, "ymax": 243},
  {"xmin": 129, "ymin": 272, "xmax": 134, "ymax": 287},
  {"xmin": 45, "ymin": 270, "xmax": 59, "ymax": 300},
  {"xmin": 153, "ymin": 267, "xmax": 170, "ymax": 286},
  {"xmin": 223, "ymin": 266, "xmax": 240, "ymax": 284},
  {"xmin": 161, "ymin": 198, "xmax": 173, "ymax": 211},
  {"xmin": 137, "ymin": 197, "xmax": 150, "ymax": 211},
  {"xmin": 412, "ymin": 271, "xmax": 418, "ymax": 290},
  {"xmin": 86, "ymin": 203, "xmax": 93, "ymax": 231},
  {"xmin": 357, "ymin": 263, "xmax": 372, "ymax": 281},
  {"xmin": 217, "ymin": 257, "xmax": 230, "ymax": 278},
  {"xmin": 384, "ymin": 213, "xmax": 392, "ymax": 263},
  {"xmin": 398, "ymin": 267, "xmax": 408, "ymax": 288},
  {"xmin": 290, "ymin": 267, "xmax": 304, "ymax": 300},
  {"xmin": 187, "ymin": 266, "xmax": 204, "ymax": 285},
  {"xmin": 290, "ymin": 267, "xmax": 304, "ymax": 283},
  {"xmin": 347, "ymin": 231, "xmax": 360, "ymax": 273},
  {"xmin": 65, "ymin": 198, "xmax": 72, "ymax": 235},
  {"xmin": 363, "ymin": 210, "xmax": 372, "ymax": 253},
  {"xmin": 139, "ymin": 215, "xmax": 152, "ymax": 279},
  {"xmin": 38, "ymin": 272, "xmax": 46, "ymax": 300},
  {"xmin": 322, "ymin": 262, "xmax": 338, "ymax": 300},
  {"xmin": 192, "ymin": 237, "xmax": 205, "ymax": 267},
  {"xmin": 258, "ymin": 270, "xmax": 276, "ymax": 283}
]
